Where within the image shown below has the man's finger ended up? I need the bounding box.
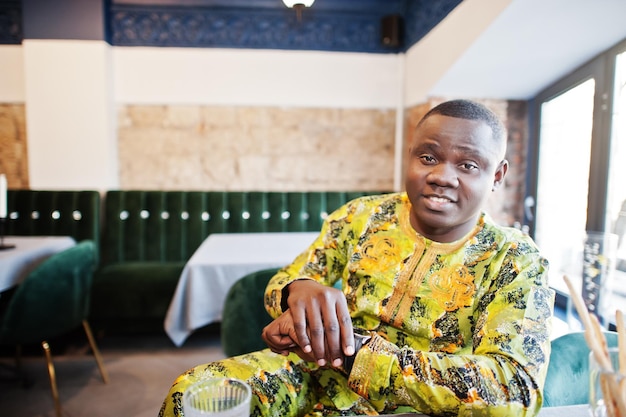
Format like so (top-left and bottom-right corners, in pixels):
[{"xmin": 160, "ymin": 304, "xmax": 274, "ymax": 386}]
[
  {"xmin": 290, "ymin": 304, "xmax": 312, "ymax": 353},
  {"xmin": 306, "ymin": 307, "xmax": 327, "ymax": 366},
  {"xmin": 337, "ymin": 303, "xmax": 355, "ymax": 356}
]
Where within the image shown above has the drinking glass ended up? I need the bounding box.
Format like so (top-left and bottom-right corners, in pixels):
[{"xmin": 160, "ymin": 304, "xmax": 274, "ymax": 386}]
[
  {"xmin": 589, "ymin": 348, "xmax": 625, "ymax": 417},
  {"xmin": 183, "ymin": 378, "xmax": 252, "ymax": 417}
]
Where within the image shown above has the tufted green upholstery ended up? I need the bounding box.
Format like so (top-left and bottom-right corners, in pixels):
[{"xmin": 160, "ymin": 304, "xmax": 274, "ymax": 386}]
[
  {"xmin": 0, "ymin": 240, "xmax": 98, "ymax": 344},
  {"xmin": 98, "ymin": 190, "xmax": 382, "ymax": 264},
  {"xmin": 5, "ymin": 190, "xmax": 101, "ymax": 257},
  {"xmin": 543, "ymin": 331, "xmax": 618, "ymax": 407},
  {"xmin": 91, "ymin": 190, "xmax": 387, "ymax": 334},
  {"xmin": 2, "ymin": 189, "xmax": 389, "ymax": 336}
]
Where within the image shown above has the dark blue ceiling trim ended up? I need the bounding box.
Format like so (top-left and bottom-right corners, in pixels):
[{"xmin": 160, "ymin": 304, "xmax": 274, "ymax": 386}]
[
  {"xmin": 109, "ymin": 3, "xmax": 402, "ymax": 53},
  {"xmin": 113, "ymin": 0, "xmax": 405, "ymax": 15},
  {"xmin": 0, "ymin": 0, "xmax": 463, "ymax": 53},
  {"xmin": 0, "ymin": 0, "xmax": 23, "ymax": 44}
]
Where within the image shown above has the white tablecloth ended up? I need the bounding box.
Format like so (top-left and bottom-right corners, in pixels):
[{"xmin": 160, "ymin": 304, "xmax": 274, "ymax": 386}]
[
  {"xmin": 0, "ymin": 236, "xmax": 76, "ymax": 293},
  {"xmin": 164, "ymin": 232, "xmax": 319, "ymax": 346}
]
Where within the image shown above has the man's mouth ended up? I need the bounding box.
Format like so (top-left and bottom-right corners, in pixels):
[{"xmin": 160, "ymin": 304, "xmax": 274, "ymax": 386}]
[
  {"xmin": 425, "ymin": 194, "xmax": 453, "ymax": 203},
  {"xmin": 427, "ymin": 196, "xmax": 451, "ymax": 203},
  {"xmin": 423, "ymin": 194, "xmax": 454, "ymax": 210}
]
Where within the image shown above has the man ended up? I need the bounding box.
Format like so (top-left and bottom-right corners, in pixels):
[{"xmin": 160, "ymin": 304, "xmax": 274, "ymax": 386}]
[{"xmin": 160, "ymin": 99, "xmax": 554, "ymax": 417}]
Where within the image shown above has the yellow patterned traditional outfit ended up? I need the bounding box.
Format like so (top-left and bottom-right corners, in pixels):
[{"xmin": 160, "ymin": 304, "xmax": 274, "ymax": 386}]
[{"xmin": 160, "ymin": 192, "xmax": 554, "ymax": 417}]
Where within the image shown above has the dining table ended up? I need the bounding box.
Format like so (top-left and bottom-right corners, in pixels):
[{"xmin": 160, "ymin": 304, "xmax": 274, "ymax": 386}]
[
  {"xmin": 164, "ymin": 231, "xmax": 320, "ymax": 347},
  {"xmin": 0, "ymin": 235, "xmax": 76, "ymax": 293}
]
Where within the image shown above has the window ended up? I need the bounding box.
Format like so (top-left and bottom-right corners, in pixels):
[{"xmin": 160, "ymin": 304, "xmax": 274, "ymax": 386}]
[{"xmin": 529, "ymin": 38, "xmax": 626, "ymax": 328}]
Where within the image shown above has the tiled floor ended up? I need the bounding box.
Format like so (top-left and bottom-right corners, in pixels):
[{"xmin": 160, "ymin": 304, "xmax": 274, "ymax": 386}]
[{"xmin": 0, "ymin": 327, "xmax": 226, "ymax": 417}]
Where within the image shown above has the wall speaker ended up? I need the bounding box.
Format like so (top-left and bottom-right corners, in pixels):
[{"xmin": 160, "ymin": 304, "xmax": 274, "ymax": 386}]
[{"xmin": 381, "ymin": 14, "xmax": 403, "ymax": 48}]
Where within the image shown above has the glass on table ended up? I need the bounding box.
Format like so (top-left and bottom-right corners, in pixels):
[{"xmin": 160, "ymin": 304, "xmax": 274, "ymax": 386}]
[
  {"xmin": 183, "ymin": 378, "xmax": 252, "ymax": 417},
  {"xmin": 589, "ymin": 348, "xmax": 625, "ymax": 417}
]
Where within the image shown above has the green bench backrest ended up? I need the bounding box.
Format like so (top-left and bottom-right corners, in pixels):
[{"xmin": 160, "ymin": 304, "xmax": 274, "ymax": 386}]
[
  {"xmin": 6, "ymin": 190, "xmax": 100, "ymax": 252},
  {"xmin": 100, "ymin": 190, "xmax": 387, "ymax": 264}
]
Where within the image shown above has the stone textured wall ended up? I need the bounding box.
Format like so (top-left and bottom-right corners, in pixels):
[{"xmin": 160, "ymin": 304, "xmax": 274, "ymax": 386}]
[
  {"xmin": 0, "ymin": 100, "xmax": 527, "ymax": 226},
  {"xmin": 0, "ymin": 104, "xmax": 29, "ymax": 188},
  {"xmin": 118, "ymin": 105, "xmax": 396, "ymax": 191}
]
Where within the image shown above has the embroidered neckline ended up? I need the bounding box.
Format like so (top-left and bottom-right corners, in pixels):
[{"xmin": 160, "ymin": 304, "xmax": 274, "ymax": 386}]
[{"xmin": 397, "ymin": 193, "xmax": 483, "ymax": 254}]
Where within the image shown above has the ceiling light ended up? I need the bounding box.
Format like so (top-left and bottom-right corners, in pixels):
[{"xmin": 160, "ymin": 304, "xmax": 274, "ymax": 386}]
[
  {"xmin": 282, "ymin": 0, "xmax": 315, "ymax": 22},
  {"xmin": 282, "ymin": 0, "xmax": 315, "ymax": 7}
]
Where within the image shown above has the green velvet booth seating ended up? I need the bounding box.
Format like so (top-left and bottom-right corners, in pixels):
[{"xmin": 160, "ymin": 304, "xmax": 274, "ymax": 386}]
[
  {"xmin": 90, "ymin": 190, "xmax": 386, "ymax": 335},
  {"xmin": 5, "ymin": 190, "xmax": 101, "ymax": 251}
]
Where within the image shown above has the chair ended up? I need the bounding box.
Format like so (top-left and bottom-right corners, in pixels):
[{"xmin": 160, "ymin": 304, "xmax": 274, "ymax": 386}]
[
  {"xmin": 543, "ymin": 331, "xmax": 618, "ymax": 407},
  {"xmin": 220, "ymin": 268, "xmax": 279, "ymax": 357},
  {"xmin": 0, "ymin": 240, "xmax": 108, "ymax": 417}
]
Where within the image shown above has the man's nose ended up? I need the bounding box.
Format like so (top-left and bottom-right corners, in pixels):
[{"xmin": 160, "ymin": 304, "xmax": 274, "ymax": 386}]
[{"xmin": 427, "ymin": 163, "xmax": 459, "ymax": 187}]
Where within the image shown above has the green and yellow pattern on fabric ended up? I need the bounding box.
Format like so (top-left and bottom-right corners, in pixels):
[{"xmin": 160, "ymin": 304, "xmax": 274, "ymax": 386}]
[{"xmin": 159, "ymin": 192, "xmax": 554, "ymax": 417}]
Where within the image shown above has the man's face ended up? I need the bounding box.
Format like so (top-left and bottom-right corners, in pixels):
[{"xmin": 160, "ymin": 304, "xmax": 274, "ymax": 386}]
[{"xmin": 405, "ymin": 114, "xmax": 507, "ymax": 242}]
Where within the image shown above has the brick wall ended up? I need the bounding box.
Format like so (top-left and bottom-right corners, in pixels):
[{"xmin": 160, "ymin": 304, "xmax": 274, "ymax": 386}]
[{"xmin": 0, "ymin": 104, "xmax": 29, "ymax": 188}]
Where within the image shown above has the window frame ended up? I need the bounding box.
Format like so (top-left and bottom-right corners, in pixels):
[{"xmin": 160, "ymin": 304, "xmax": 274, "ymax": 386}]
[
  {"xmin": 528, "ymin": 37, "xmax": 626, "ymax": 330},
  {"xmin": 528, "ymin": 38, "xmax": 626, "ymax": 236}
]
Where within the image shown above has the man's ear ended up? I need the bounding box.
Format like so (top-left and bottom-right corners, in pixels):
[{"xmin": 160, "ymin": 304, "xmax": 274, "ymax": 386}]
[{"xmin": 492, "ymin": 159, "xmax": 509, "ymax": 191}]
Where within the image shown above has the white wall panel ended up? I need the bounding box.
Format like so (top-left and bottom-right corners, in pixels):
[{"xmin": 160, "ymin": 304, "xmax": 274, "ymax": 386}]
[
  {"xmin": 113, "ymin": 47, "xmax": 402, "ymax": 108},
  {"xmin": 23, "ymin": 39, "xmax": 117, "ymax": 190}
]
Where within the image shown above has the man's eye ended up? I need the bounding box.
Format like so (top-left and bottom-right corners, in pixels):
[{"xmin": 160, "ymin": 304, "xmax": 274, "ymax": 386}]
[
  {"xmin": 420, "ymin": 155, "xmax": 436, "ymax": 164},
  {"xmin": 461, "ymin": 162, "xmax": 478, "ymax": 171}
]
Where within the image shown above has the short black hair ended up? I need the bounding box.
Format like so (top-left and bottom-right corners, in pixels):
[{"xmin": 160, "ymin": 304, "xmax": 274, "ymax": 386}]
[{"xmin": 418, "ymin": 99, "xmax": 506, "ymax": 145}]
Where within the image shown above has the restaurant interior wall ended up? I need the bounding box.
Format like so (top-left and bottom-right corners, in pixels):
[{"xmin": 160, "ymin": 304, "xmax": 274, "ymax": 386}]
[{"xmin": 0, "ymin": 0, "xmax": 528, "ymax": 226}]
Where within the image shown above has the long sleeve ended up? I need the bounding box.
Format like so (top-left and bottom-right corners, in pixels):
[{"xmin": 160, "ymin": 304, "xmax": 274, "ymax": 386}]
[
  {"xmin": 347, "ymin": 255, "xmax": 554, "ymax": 416},
  {"xmin": 264, "ymin": 194, "xmax": 361, "ymax": 318}
]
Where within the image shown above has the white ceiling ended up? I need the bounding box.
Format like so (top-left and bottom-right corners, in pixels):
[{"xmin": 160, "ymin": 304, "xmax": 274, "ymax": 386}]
[{"xmin": 430, "ymin": 0, "xmax": 626, "ymax": 100}]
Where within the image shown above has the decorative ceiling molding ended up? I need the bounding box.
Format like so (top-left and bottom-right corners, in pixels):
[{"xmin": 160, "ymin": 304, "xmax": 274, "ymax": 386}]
[
  {"xmin": 109, "ymin": 3, "xmax": 401, "ymax": 53},
  {"xmin": 1, "ymin": 0, "xmax": 462, "ymax": 52}
]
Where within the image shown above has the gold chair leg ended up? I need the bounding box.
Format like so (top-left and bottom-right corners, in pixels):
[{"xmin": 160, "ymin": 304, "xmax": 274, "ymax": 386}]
[
  {"xmin": 82, "ymin": 319, "xmax": 109, "ymax": 383},
  {"xmin": 42, "ymin": 341, "xmax": 63, "ymax": 417}
]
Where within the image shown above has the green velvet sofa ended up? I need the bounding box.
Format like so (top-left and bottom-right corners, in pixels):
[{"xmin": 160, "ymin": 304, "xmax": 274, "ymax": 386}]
[
  {"xmin": 5, "ymin": 189, "xmax": 386, "ymax": 336},
  {"xmin": 89, "ymin": 190, "xmax": 387, "ymax": 335}
]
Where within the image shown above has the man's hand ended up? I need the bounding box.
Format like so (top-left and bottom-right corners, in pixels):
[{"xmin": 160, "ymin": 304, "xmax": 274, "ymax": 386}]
[
  {"xmin": 284, "ymin": 280, "xmax": 355, "ymax": 367},
  {"xmin": 261, "ymin": 309, "xmax": 298, "ymax": 355},
  {"xmin": 262, "ymin": 308, "xmax": 319, "ymax": 362}
]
